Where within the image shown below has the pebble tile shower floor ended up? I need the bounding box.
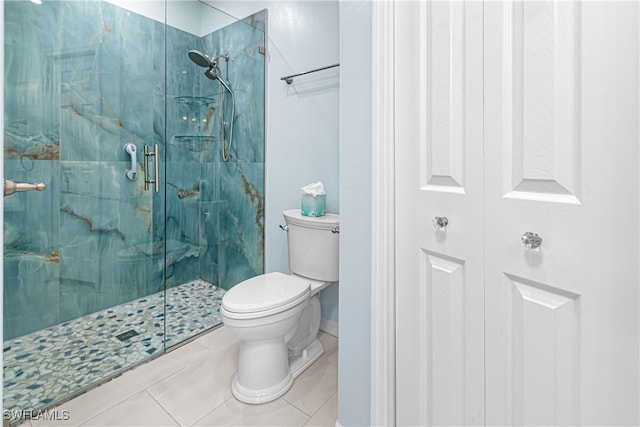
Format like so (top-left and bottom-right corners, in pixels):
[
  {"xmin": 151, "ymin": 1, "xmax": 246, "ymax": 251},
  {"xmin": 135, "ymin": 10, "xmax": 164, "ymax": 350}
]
[{"xmin": 3, "ymin": 279, "xmax": 226, "ymax": 419}]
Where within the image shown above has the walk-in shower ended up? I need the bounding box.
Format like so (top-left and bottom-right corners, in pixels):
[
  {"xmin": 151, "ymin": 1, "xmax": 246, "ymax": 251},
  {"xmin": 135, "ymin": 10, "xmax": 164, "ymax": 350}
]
[
  {"xmin": 188, "ymin": 50, "xmax": 236, "ymax": 161},
  {"xmin": 3, "ymin": 1, "xmax": 266, "ymax": 423}
]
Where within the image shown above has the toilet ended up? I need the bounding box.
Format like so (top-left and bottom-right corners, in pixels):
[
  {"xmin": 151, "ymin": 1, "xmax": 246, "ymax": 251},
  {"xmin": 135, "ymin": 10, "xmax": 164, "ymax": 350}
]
[{"xmin": 220, "ymin": 209, "xmax": 339, "ymax": 404}]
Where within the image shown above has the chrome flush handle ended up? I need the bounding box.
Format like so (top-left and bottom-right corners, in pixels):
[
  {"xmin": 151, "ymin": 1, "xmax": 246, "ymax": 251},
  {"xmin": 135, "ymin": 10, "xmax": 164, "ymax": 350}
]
[
  {"xmin": 521, "ymin": 232, "xmax": 543, "ymax": 250},
  {"xmin": 432, "ymin": 216, "xmax": 448, "ymax": 231}
]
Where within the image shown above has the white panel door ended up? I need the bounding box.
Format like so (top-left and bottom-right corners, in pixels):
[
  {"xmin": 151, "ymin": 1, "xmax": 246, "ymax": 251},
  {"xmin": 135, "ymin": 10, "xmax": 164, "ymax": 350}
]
[
  {"xmin": 395, "ymin": 2, "xmax": 484, "ymax": 426},
  {"xmin": 484, "ymin": 1, "xmax": 639, "ymax": 425}
]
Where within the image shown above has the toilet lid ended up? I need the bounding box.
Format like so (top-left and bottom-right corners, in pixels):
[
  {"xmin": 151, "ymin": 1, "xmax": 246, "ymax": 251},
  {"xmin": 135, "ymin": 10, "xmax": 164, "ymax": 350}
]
[{"xmin": 222, "ymin": 272, "xmax": 311, "ymax": 314}]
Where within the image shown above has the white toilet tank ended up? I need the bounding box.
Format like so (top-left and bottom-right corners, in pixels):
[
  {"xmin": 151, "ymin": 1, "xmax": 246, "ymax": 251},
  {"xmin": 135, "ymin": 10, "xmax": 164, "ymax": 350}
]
[{"xmin": 283, "ymin": 209, "xmax": 339, "ymax": 282}]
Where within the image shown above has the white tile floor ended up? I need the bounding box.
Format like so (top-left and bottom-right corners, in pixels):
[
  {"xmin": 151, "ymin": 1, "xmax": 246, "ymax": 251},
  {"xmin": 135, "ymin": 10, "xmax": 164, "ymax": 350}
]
[{"xmin": 18, "ymin": 327, "xmax": 338, "ymax": 427}]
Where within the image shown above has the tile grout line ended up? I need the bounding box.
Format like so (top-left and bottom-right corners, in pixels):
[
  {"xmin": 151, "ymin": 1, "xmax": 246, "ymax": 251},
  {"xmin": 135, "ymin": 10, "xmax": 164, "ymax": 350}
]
[
  {"xmin": 189, "ymin": 395, "xmax": 237, "ymax": 426},
  {"xmin": 283, "ymin": 385, "xmax": 337, "ymax": 418},
  {"xmin": 145, "ymin": 390, "xmax": 183, "ymax": 427},
  {"xmin": 301, "ymin": 391, "xmax": 338, "ymax": 426},
  {"xmin": 58, "ymin": 334, "xmax": 220, "ymax": 426},
  {"xmin": 68, "ymin": 388, "xmax": 138, "ymax": 427}
]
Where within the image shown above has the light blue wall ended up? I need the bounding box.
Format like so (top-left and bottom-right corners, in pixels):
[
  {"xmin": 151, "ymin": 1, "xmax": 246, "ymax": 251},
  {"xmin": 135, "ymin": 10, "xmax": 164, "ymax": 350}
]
[
  {"xmin": 338, "ymin": 1, "xmax": 371, "ymax": 425},
  {"xmin": 259, "ymin": 1, "xmax": 340, "ymax": 324}
]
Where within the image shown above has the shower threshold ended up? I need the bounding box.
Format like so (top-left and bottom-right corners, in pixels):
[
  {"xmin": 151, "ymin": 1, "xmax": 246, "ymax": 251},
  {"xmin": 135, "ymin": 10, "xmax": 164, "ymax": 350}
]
[{"xmin": 3, "ymin": 279, "xmax": 226, "ymax": 422}]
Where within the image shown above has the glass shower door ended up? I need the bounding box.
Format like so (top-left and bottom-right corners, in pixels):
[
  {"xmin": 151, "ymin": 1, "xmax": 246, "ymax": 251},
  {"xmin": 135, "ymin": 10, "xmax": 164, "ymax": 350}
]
[
  {"xmin": 163, "ymin": 2, "xmax": 266, "ymax": 346},
  {"xmin": 2, "ymin": 0, "xmax": 266, "ymax": 421},
  {"xmin": 3, "ymin": 0, "xmax": 166, "ymax": 419}
]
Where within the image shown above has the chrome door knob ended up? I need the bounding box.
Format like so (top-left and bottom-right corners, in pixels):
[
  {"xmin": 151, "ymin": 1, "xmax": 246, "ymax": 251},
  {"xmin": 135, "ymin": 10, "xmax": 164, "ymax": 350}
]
[
  {"xmin": 432, "ymin": 216, "xmax": 448, "ymax": 231},
  {"xmin": 521, "ymin": 232, "xmax": 543, "ymax": 250}
]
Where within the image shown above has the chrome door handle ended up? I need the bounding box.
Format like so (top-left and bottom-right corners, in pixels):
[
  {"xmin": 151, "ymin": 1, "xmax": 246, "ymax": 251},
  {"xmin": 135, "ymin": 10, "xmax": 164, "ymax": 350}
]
[
  {"xmin": 521, "ymin": 232, "xmax": 543, "ymax": 250},
  {"xmin": 432, "ymin": 216, "xmax": 448, "ymax": 231},
  {"xmin": 4, "ymin": 179, "xmax": 46, "ymax": 197},
  {"xmin": 144, "ymin": 144, "xmax": 159, "ymax": 192}
]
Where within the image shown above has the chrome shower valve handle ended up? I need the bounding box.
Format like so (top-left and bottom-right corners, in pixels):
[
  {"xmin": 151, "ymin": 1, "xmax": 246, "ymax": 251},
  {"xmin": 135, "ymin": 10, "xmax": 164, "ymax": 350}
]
[
  {"xmin": 521, "ymin": 232, "xmax": 543, "ymax": 250},
  {"xmin": 4, "ymin": 179, "xmax": 46, "ymax": 196},
  {"xmin": 432, "ymin": 216, "xmax": 448, "ymax": 231}
]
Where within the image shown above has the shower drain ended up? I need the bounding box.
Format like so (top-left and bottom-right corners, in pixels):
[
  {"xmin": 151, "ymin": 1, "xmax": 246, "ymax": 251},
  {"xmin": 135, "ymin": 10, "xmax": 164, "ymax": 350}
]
[{"xmin": 115, "ymin": 329, "xmax": 139, "ymax": 342}]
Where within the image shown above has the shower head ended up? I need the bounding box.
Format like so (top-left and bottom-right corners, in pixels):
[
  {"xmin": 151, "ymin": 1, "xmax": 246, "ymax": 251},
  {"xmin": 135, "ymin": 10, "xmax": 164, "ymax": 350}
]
[
  {"xmin": 205, "ymin": 67, "xmax": 233, "ymax": 94},
  {"xmin": 188, "ymin": 50, "xmax": 213, "ymax": 68},
  {"xmin": 189, "ymin": 49, "xmax": 233, "ymax": 93}
]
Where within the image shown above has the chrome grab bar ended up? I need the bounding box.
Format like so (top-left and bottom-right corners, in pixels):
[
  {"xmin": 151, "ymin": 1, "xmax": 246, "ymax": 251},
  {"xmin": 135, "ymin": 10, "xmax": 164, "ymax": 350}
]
[
  {"xmin": 4, "ymin": 179, "xmax": 46, "ymax": 197},
  {"xmin": 123, "ymin": 143, "xmax": 138, "ymax": 181}
]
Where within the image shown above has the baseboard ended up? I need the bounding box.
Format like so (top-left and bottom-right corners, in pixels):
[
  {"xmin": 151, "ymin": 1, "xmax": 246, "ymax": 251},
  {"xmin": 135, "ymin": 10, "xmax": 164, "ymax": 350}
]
[{"xmin": 320, "ymin": 319, "xmax": 338, "ymax": 337}]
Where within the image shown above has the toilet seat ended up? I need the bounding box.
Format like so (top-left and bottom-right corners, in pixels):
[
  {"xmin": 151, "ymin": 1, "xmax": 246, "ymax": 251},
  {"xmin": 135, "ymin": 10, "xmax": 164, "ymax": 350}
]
[{"xmin": 221, "ymin": 272, "xmax": 311, "ymax": 320}]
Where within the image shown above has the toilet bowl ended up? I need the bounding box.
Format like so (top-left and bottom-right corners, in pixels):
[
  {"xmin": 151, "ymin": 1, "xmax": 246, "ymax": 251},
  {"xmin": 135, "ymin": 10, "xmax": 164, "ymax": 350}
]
[{"xmin": 221, "ymin": 209, "xmax": 339, "ymax": 404}]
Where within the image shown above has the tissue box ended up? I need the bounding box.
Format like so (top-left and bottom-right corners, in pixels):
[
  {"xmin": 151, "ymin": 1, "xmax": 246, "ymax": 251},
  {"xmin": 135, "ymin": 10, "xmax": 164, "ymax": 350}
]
[{"xmin": 301, "ymin": 194, "xmax": 326, "ymax": 217}]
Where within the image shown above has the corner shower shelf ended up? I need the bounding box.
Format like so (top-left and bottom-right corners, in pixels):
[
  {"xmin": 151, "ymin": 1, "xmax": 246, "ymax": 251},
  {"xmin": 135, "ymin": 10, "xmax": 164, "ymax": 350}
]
[{"xmin": 173, "ymin": 96, "xmax": 217, "ymax": 108}]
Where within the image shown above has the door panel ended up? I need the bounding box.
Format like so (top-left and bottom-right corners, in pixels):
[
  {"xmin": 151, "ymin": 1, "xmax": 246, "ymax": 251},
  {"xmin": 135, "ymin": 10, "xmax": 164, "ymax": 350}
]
[
  {"xmin": 484, "ymin": 1, "xmax": 639, "ymax": 425},
  {"xmin": 503, "ymin": 0, "xmax": 581, "ymax": 203},
  {"xmin": 500, "ymin": 274, "xmax": 581, "ymax": 426},
  {"xmin": 396, "ymin": 0, "xmax": 639, "ymax": 425},
  {"xmin": 419, "ymin": 251, "xmax": 469, "ymax": 426},
  {"xmin": 395, "ymin": 1, "xmax": 484, "ymax": 425},
  {"xmin": 422, "ymin": 0, "xmax": 466, "ymax": 192}
]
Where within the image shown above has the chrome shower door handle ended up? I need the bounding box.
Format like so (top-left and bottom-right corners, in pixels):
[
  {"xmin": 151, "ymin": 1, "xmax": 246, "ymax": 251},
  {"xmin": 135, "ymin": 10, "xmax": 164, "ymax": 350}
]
[
  {"xmin": 144, "ymin": 144, "xmax": 159, "ymax": 192},
  {"xmin": 521, "ymin": 232, "xmax": 543, "ymax": 250}
]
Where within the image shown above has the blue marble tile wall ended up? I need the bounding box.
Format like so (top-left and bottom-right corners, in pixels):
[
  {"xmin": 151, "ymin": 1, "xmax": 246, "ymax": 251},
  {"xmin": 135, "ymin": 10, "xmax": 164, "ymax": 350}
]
[
  {"xmin": 4, "ymin": 2, "xmax": 266, "ymax": 340},
  {"xmin": 166, "ymin": 11, "xmax": 266, "ymax": 290},
  {"xmin": 4, "ymin": 1, "xmax": 166, "ymax": 339}
]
